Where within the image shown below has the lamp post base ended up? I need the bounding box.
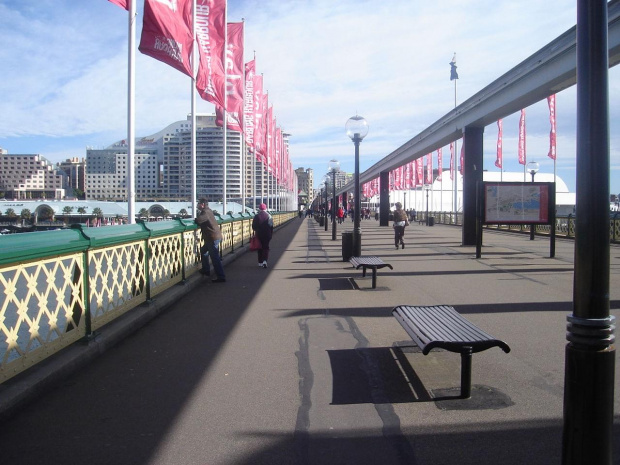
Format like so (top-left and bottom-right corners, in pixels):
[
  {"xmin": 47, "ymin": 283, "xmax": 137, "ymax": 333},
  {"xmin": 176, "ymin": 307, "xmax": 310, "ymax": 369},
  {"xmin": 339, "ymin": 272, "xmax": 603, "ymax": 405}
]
[{"xmin": 352, "ymin": 229, "xmax": 362, "ymax": 257}]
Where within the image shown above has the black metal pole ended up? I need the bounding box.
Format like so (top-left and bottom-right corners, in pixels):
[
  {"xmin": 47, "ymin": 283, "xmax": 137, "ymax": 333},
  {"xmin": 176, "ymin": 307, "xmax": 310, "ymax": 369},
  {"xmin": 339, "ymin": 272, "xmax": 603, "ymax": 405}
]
[
  {"xmin": 562, "ymin": 1, "xmax": 615, "ymax": 463},
  {"xmin": 353, "ymin": 136, "xmax": 362, "ymax": 256},
  {"xmin": 324, "ymin": 187, "xmax": 328, "ymax": 231},
  {"xmin": 530, "ymin": 172, "xmax": 536, "ymax": 240},
  {"xmin": 332, "ymin": 170, "xmax": 337, "ymax": 240}
]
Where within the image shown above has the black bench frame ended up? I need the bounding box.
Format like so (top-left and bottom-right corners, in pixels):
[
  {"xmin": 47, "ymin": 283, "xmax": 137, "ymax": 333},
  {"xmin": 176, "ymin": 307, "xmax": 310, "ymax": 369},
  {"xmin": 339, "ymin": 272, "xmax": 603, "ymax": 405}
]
[
  {"xmin": 349, "ymin": 256, "xmax": 393, "ymax": 289},
  {"xmin": 392, "ymin": 305, "xmax": 511, "ymax": 398}
]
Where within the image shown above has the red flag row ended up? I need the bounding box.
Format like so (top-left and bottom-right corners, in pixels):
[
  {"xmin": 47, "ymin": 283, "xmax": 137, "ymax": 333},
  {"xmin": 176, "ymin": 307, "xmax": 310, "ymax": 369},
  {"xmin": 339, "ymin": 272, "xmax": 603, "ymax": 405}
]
[{"xmin": 110, "ymin": 0, "xmax": 294, "ymax": 190}]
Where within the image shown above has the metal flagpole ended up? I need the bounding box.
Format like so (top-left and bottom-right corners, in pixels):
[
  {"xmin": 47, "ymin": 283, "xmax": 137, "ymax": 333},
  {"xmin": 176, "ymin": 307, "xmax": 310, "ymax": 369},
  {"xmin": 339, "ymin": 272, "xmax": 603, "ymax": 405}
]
[
  {"xmin": 127, "ymin": 0, "xmax": 136, "ymax": 224},
  {"xmin": 191, "ymin": 0, "xmax": 197, "ymax": 217},
  {"xmin": 450, "ymin": 54, "xmax": 458, "ymax": 220},
  {"xmin": 222, "ymin": 9, "xmax": 228, "ymax": 216}
]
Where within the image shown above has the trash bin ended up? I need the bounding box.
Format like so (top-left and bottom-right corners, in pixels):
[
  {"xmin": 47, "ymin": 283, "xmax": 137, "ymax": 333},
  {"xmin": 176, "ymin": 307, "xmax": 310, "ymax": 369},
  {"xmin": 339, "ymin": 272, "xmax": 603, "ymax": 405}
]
[
  {"xmin": 319, "ymin": 216, "xmax": 324, "ymax": 227},
  {"xmin": 428, "ymin": 216, "xmax": 435, "ymax": 226},
  {"xmin": 342, "ymin": 231, "xmax": 354, "ymax": 261}
]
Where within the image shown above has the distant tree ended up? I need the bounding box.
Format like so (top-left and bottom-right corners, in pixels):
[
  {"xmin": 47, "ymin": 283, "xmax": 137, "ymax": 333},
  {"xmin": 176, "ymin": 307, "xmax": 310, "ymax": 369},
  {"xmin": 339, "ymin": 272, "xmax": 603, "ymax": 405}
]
[
  {"xmin": 92, "ymin": 208, "xmax": 103, "ymax": 218},
  {"xmin": 179, "ymin": 208, "xmax": 188, "ymax": 218},
  {"xmin": 163, "ymin": 209, "xmax": 170, "ymax": 218},
  {"xmin": 5, "ymin": 208, "xmax": 16, "ymax": 218},
  {"xmin": 62, "ymin": 206, "xmax": 74, "ymax": 215},
  {"xmin": 20, "ymin": 209, "xmax": 32, "ymax": 220},
  {"xmin": 73, "ymin": 189, "xmax": 85, "ymax": 200},
  {"xmin": 138, "ymin": 208, "xmax": 148, "ymax": 219}
]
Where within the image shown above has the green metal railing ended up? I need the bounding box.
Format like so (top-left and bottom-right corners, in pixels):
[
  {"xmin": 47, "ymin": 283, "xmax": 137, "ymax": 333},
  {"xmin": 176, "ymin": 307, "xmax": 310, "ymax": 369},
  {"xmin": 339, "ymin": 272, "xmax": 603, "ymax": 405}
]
[{"xmin": 0, "ymin": 212, "xmax": 295, "ymax": 384}]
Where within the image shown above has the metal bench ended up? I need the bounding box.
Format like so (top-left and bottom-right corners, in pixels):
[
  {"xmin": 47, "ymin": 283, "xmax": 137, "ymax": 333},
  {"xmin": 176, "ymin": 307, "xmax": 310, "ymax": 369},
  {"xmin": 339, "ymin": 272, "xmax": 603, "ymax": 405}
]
[
  {"xmin": 392, "ymin": 305, "xmax": 511, "ymax": 398},
  {"xmin": 349, "ymin": 256, "xmax": 393, "ymax": 289}
]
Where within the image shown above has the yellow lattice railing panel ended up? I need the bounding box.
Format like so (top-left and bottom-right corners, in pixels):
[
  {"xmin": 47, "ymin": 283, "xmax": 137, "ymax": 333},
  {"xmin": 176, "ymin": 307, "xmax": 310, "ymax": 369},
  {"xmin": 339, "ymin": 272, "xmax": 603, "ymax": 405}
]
[
  {"xmin": 148, "ymin": 235, "xmax": 183, "ymax": 297},
  {"xmin": 0, "ymin": 254, "xmax": 85, "ymax": 382},
  {"xmin": 88, "ymin": 242, "xmax": 147, "ymax": 331},
  {"xmin": 184, "ymin": 230, "xmax": 201, "ymax": 272}
]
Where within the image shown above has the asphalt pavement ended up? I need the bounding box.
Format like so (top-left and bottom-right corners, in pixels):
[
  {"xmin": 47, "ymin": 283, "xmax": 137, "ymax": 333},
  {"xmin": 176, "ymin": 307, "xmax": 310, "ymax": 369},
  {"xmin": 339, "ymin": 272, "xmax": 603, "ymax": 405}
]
[{"xmin": 0, "ymin": 216, "xmax": 618, "ymax": 465}]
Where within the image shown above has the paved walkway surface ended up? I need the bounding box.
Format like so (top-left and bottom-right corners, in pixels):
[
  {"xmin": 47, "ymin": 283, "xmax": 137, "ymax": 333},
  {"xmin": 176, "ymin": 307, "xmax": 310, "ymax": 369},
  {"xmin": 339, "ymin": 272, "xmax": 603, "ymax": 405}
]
[{"xmin": 0, "ymin": 217, "xmax": 619, "ymax": 465}]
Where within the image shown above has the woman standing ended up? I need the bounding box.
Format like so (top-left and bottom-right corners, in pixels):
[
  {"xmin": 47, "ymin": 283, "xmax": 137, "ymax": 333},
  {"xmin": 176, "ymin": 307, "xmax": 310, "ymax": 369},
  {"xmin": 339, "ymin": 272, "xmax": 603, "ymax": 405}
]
[
  {"xmin": 252, "ymin": 203, "xmax": 273, "ymax": 268},
  {"xmin": 392, "ymin": 202, "xmax": 409, "ymax": 249}
]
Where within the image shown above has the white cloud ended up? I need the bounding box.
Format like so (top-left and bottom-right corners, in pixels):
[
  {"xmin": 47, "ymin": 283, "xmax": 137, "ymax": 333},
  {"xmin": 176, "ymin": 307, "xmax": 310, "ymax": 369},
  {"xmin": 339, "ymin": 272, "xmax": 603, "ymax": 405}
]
[{"xmin": 1, "ymin": 0, "xmax": 618, "ymax": 193}]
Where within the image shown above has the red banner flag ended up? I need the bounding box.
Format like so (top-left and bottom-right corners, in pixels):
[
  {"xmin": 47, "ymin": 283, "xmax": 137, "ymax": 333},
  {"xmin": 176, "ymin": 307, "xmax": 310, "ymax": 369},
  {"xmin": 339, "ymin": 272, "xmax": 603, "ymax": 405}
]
[
  {"xmin": 220, "ymin": 22, "xmax": 244, "ymax": 131},
  {"xmin": 244, "ymin": 60, "xmax": 256, "ymax": 150},
  {"xmin": 195, "ymin": 0, "xmax": 226, "ymax": 107},
  {"xmin": 108, "ymin": 0, "xmax": 128, "ymax": 10},
  {"xmin": 254, "ymin": 74, "xmax": 265, "ymax": 163},
  {"xmin": 518, "ymin": 109, "xmax": 526, "ymax": 165},
  {"xmin": 449, "ymin": 142, "xmax": 454, "ymax": 180},
  {"xmin": 547, "ymin": 95, "xmax": 556, "ymax": 160},
  {"xmin": 416, "ymin": 158, "xmax": 424, "ymax": 185},
  {"xmin": 426, "ymin": 153, "xmax": 432, "ymax": 184},
  {"xmin": 139, "ymin": 0, "xmax": 194, "ymax": 77},
  {"xmin": 495, "ymin": 119, "xmax": 503, "ymax": 169}
]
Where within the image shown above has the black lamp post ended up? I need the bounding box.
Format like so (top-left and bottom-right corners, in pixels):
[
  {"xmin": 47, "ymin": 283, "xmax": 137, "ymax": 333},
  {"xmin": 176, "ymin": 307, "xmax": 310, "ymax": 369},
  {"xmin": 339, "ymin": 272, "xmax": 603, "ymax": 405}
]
[
  {"xmin": 329, "ymin": 159, "xmax": 340, "ymax": 240},
  {"xmin": 346, "ymin": 115, "xmax": 369, "ymax": 257},
  {"xmin": 323, "ymin": 175, "xmax": 329, "ymax": 232},
  {"xmin": 527, "ymin": 161, "xmax": 539, "ymax": 240},
  {"xmin": 425, "ymin": 184, "xmax": 430, "ymax": 226}
]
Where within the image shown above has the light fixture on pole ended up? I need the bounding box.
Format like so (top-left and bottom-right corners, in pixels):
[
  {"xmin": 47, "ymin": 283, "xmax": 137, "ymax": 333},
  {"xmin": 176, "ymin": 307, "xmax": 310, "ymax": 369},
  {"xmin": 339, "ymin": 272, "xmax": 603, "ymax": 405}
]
[
  {"xmin": 323, "ymin": 175, "xmax": 330, "ymax": 232},
  {"xmin": 526, "ymin": 161, "xmax": 539, "ymax": 240},
  {"xmin": 346, "ymin": 115, "xmax": 369, "ymax": 257},
  {"xmin": 329, "ymin": 159, "xmax": 340, "ymax": 240},
  {"xmin": 425, "ymin": 184, "xmax": 431, "ymax": 226},
  {"xmin": 526, "ymin": 161, "xmax": 539, "ymax": 181}
]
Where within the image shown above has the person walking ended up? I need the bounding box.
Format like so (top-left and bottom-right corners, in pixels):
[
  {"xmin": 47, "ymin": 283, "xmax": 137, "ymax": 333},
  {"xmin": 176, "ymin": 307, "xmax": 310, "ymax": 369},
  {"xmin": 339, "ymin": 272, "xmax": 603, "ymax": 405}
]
[
  {"xmin": 252, "ymin": 203, "xmax": 273, "ymax": 268},
  {"xmin": 392, "ymin": 202, "xmax": 409, "ymax": 249},
  {"xmin": 195, "ymin": 198, "xmax": 226, "ymax": 283}
]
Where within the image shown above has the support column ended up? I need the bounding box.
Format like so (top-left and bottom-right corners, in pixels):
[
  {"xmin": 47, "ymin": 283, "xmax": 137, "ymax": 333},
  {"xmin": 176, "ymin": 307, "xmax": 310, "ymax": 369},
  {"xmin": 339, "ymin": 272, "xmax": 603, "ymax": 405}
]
[
  {"xmin": 562, "ymin": 1, "xmax": 615, "ymax": 463},
  {"xmin": 379, "ymin": 171, "xmax": 390, "ymax": 226},
  {"xmin": 461, "ymin": 126, "xmax": 484, "ymax": 246}
]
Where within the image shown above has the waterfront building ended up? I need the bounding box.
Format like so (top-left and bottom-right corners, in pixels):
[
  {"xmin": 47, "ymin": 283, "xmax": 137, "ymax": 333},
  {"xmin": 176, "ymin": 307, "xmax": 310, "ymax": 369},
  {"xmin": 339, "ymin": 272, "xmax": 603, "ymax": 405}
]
[
  {"xmin": 0, "ymin": 152, "xmax": 68, "ymax": 200},
  {"xmin": 56, "ymin": 157, "xmax": 86, "ymax": 196}
]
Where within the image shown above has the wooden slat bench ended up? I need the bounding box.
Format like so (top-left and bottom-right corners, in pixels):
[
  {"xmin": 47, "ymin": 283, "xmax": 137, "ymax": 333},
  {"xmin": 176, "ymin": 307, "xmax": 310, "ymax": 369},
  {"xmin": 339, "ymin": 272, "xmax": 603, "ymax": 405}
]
[
  {"xmin": 349, "ymin": 256, "xmax": 393, "ymax": 289},
  {"xmin": 392, "ymin": 305, "xmax": 511, "ymax": 398}
]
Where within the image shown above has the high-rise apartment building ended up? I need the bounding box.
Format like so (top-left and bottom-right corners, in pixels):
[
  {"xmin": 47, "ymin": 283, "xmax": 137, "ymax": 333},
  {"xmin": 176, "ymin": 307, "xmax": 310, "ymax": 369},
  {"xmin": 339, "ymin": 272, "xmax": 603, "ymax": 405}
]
[
  {"xmin": 0, "ymin": 152, "xmax": 68, "ymax": 199},
  {"xmin": 56, "ymin": 157, "xmax": 86, "ymax": 196}
]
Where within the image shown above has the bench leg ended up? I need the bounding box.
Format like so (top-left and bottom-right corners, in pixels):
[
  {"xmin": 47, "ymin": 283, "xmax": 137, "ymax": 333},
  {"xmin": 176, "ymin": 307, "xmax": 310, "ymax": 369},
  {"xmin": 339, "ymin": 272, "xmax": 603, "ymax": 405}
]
[
  {"xmin": 371, "ymin": 268, "xmax": 377, "ymax": 288},
  {"xmin": 460, "ymin": 347, "xmax": 473, "ymax": 399},
  {"xmin": 361, "ymin": 267, "xmax": 367, "ymax": 278}
]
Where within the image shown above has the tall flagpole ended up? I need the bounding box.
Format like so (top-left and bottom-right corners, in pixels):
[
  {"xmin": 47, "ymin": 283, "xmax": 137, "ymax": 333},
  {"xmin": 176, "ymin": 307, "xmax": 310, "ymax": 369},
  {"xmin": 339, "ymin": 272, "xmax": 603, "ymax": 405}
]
[
  {"xmin": 191, "ymin": 0, "xmax": 197, "ymax": 216},
  {"xmin": 222, "ymin": 9, "xmax": 228, "ymax": 216},
  {"xmin": 450, "ymin": 53, "xmax": 458, "ymax": 219},
  {"xmin": 127, "ymin": 0, "xmax": 136, "ymax": 224},
  {"xmin": 241, "ymin": 19, "xmax": 246, "ymax": 213}
]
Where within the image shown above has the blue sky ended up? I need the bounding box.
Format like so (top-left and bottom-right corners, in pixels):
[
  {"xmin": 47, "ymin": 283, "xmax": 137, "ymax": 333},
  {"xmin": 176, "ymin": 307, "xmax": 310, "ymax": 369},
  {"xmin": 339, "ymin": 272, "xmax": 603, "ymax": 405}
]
[{"xmin": 1, "ymin": 0, "xmax": 619, "ymax": 195}]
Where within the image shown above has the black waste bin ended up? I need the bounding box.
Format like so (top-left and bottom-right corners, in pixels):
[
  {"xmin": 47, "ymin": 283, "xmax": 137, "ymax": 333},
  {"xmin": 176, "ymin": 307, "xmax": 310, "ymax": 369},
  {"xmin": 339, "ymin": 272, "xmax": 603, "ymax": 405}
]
[
  {"xmin": 428, "ymin": 216, "xmax": 435, "ymax": 226},
  {"xmin": 319, "ymin": 216, "xmax": 324, "ymax": 227},
  {"xmin": 342, "ymin": 231, "xmax": 354, "ymax": 261}
]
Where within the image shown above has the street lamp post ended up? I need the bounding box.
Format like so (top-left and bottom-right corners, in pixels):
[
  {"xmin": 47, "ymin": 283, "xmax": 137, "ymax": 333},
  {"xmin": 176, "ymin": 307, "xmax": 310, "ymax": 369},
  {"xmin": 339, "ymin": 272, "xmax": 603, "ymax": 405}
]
[
  {"xmin": 329, "ymin": 159, "xmax": 340, "ymax": 240},
  {"xmin": 346, "ymin": 115, "xmax": 369, "ymax": 257},
  {"xmin": 527, "ymin": 161, "xmax": 539, "ymax": 240},
  {"xmin": 425, "ymin": 184, "xmax": 430, "ymax": 226},
  {"xmin": 323, "ymin": 175, "xmax": 330, "ymax": 232}
]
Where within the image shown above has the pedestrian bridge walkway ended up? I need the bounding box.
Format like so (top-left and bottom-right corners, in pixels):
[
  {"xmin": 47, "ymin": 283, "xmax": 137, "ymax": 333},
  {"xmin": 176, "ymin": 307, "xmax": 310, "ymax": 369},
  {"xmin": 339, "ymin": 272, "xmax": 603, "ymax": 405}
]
[{"xmin": 1, "ymin": 217, "xmax": 619, "ymax": 464}]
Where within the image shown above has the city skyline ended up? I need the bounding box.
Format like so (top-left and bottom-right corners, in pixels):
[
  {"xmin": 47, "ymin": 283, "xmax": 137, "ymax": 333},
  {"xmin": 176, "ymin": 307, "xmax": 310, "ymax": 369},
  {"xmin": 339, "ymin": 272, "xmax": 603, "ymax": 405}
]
[{"xmin": 1, "ymin": 0, "xmax": 618, "ymax": 195}]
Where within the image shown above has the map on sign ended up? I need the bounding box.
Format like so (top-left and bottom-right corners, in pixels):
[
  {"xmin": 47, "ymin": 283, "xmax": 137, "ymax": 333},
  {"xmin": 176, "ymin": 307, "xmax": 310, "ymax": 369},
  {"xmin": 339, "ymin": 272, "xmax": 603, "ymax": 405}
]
[{"xmin": 484, "ymin": 183, "xmax": 549, "ymax": 223}]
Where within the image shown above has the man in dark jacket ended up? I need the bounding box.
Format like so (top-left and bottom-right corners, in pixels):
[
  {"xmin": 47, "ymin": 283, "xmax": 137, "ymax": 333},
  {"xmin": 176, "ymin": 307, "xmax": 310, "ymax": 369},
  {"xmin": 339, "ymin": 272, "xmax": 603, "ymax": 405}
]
[{"xmin": 195, "ymin": 198, "xmax": 226, "ymax": 282}]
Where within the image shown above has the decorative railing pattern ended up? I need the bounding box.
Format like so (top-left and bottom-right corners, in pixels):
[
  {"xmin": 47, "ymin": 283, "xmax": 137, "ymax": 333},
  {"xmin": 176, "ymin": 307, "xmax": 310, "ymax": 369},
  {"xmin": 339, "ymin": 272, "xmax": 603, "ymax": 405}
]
[{"xmin": 0, "ymin": 212, "xmax": 295, "ymax": 384}]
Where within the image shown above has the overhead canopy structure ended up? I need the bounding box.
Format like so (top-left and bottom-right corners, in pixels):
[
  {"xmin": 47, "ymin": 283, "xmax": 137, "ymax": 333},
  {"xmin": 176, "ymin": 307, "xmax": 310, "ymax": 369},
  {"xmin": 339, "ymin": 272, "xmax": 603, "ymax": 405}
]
[{"xmin": 339, "ymin": 0, "xmax": 620, "ymax": 194}]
